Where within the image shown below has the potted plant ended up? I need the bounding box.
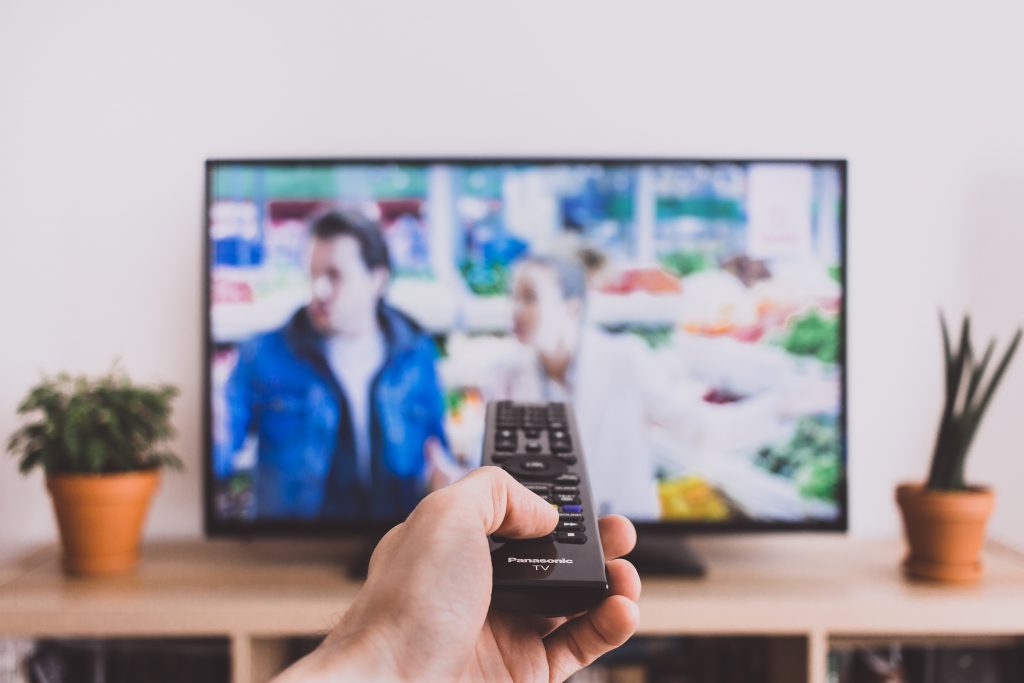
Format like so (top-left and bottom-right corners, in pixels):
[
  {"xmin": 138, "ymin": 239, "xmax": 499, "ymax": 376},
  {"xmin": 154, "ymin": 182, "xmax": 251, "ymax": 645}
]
[
  {"xmin": 6, "ymin": 368, "xmax": 181, "ymax": 575},
  {"xmin": 897, "ymin": 314, "xmax": 1021, "ymax": 582}
]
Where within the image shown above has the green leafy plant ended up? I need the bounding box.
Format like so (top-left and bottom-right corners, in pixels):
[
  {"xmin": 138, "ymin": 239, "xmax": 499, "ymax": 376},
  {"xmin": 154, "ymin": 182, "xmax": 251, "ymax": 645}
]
[
  {"xmin": 6, "ymin": 368, "xmax": 182, "ymax": 476},
  {"xmin": 927, "ymin": 313, "xmax": 1022, "ymax": 491},
  {"xmin": 778, "ymin": 309, "xmax": 839, "ymax": 364}
]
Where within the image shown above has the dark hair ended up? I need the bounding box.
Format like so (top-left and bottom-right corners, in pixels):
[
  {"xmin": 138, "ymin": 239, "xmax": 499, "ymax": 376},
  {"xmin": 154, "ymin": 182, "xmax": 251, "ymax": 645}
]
[{"xmin": 310, "ymin": 209, "xmax": 391, "ymax": 273}]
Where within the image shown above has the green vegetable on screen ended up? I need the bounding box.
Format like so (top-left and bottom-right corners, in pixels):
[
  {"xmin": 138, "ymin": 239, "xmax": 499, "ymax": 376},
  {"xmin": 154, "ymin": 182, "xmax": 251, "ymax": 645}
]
[
  {"xmin": 755, "ymin": 415, "xmax": 841, "ymax": 503},
  {"xmin": 778, "ymin": 310, "xmax": 838, "ymax": 364},
  {"xmin": 658, "ymin": 250, "xmax": 711, "ymax": 278},
  {"xmin": 444, "ymin": 388, "xmax": 465, "ymax": 416},
  {"xmin": 626, "ymin": 326, "xmax": 675, "ymax": 349},
  {"xmin": 228, "ymin": 472, "xmax": 252, "ymax": 496},
  {"xmin": 797, "ymin": 457, "xmax": 840, "ymax": 501},
  {"xmin": 460, "ymin": 261, "xmax": 510, "ymax": 297}
]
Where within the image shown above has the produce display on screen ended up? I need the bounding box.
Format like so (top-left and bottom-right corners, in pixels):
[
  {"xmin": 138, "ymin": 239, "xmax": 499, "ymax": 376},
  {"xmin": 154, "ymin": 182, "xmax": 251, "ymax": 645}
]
[{"xmin": 207, "ymin": 160, "xmax": 845, "ymax": 525}]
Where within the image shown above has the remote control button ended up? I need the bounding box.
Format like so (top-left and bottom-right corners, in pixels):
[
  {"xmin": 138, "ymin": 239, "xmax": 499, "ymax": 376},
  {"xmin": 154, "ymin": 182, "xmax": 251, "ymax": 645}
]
[
  {"xmin": 559, "ymin": 513, "xmax": 583, "ymax": 524},
  {"xmin": 495, "ymin": 440, "xmax": 515, "ymax": 452},
  {"xmin": 525, "ymin": 443, "xmax": 542, "ymax": 454},
  {"xmin": 524, "ymin": 428, "xmax": 541, "ymax": 439},
  {"xmin": 555, "ymin": 453, "xmax": 577, "ymax": 464},
  {"xmin": 553, "ymin": 485, "xmax": 579, "ymax": 495},
  {"xmin": 557, "ymin": 532, "xmax": 586, "ymax": 544},
  {"xmin": 561, "ymin": 504, "xmax": 583, "ymax": 514},
  {"xmin": 491, "ymin": 453, "xmax": 511, "ymax": 463},
  {"xmin": 555, "ymin": 473, "xmax": 580, "ymax": 484},
  {"xmin": 551, "ymin": 441, "xmax": 573, "ymax": 453},
  {"xmin": 553, "ymin": 494, "xmax": 580, "ymax": 505},
  {"xmin": 557, "ymin": 521, "xmax": 584, "ymax": 531},
  {"xmin": 498, "ymin": 428, "xmax": 515, "ymax": 439},
  {"xmin": 524, "ymin": 484, "xmax": 550, "ymax": 496},
  {"xmin": 501, "ymin": 455, "xmax": 567, "ymax": 481}
]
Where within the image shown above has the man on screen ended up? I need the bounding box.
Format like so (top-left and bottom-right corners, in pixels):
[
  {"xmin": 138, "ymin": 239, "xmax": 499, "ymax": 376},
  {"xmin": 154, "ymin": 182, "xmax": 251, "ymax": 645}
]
[{"xmin": 222, "ymin": 210, "xmax": 448, "ymax": 519}]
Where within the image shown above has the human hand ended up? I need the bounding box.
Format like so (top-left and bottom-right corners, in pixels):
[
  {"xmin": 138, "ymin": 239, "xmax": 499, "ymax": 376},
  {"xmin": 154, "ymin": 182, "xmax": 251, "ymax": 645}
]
[{"xmin": 276, "ymin": 466, "xmax": 640, "ymax": 682}]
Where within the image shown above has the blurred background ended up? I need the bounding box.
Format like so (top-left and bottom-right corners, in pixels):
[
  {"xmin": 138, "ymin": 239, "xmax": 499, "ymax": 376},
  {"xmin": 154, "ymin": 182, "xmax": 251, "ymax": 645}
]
[{"xmin": 2, "ymin": 0, "xmax": 1024, "ymax": 559}]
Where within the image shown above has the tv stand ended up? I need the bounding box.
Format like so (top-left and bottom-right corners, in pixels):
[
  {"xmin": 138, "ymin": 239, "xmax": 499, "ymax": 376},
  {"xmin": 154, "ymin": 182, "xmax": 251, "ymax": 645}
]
[
  {"xmin": 4, "ymin": 536, "xmax": 1024, "ymax": 683},
  {"xmin": 626, "ymin": 533, "xmax": 706, "ymax": 577}
]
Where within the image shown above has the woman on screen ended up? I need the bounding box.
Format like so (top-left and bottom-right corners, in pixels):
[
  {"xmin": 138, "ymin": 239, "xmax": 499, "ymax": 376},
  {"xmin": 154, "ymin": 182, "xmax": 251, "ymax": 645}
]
[{"xmin": 492, "ymin": 254, "xmax": 703, "ymax": 520}]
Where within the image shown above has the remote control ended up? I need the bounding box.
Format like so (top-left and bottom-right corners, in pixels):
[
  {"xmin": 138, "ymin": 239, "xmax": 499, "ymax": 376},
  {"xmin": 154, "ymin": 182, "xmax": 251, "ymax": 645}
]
[{"xmin": 483, "ymin": 400, "xmax": 609, "ymax": 617}]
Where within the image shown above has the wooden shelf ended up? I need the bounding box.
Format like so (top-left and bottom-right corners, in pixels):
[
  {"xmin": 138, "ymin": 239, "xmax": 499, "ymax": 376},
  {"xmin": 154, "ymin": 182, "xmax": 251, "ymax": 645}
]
[{"xmin": 2, "ymin": 535, "xmax": 1024, "ymax": 682}]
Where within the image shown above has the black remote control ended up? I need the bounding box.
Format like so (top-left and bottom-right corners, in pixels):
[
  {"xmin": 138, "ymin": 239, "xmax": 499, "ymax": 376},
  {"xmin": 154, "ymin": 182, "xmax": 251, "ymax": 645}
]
[{"xmin": 483, "ymin": 400, "xmax": 609, "ymax": 617}]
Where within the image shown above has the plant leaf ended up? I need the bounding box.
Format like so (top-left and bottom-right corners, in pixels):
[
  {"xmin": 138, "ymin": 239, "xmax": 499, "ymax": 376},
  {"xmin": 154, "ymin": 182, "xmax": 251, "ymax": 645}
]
[
  {"xmin": 971, "ymin": 328, "xmax": 1023, "ymax": 430},
  {"xmin": 930, "ymin": 313, "xmax": 967, "ymax": 488},
  {"xmin": 941, "ymin": 327, "xmax": 1022, "ymax": 489},
  {"xmin": 963, "ymin": 339, "xmax": 995, "ymax": 413}
]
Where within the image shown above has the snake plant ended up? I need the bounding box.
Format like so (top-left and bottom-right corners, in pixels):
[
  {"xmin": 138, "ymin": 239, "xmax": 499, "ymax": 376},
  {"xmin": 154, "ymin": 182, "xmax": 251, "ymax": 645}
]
[{"xmin": 927, "ymin": 313, "xmax": 1022, "ymax": 490}]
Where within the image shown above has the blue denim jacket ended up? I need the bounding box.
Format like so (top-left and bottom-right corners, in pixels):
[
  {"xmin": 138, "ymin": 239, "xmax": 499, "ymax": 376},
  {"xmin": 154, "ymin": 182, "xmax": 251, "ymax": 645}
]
[{"xmin": 220, "ymin": 303, "xmax": 447, "ymax": 520}]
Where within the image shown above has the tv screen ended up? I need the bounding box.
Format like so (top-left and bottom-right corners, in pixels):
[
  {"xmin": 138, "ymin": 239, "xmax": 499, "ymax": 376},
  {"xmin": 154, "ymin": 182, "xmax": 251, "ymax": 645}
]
[{"xmin": 205, "ymin": 159, "xmax": 846, "ymax": 533}]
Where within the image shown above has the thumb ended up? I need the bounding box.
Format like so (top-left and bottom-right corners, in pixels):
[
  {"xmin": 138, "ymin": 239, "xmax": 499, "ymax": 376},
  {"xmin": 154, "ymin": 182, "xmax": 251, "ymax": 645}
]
[{"xmin": 448, "ymin": 466, "xmax": 558, "ymax": 539}]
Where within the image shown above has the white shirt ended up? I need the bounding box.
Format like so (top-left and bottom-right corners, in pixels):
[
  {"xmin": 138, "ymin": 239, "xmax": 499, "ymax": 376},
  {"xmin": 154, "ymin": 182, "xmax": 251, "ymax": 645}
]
[
  {"xmin": 500, "ymin": 326, "xmax": 674, "ymax": 520},
  {"xmin": 326, "ymin": 330, "xmax": 386, "ymax": 488}
]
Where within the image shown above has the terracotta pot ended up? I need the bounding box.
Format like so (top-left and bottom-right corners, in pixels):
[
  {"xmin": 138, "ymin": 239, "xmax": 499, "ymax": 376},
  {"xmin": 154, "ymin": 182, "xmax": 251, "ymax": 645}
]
[
  {"xmin": 46, "ymin": 470, "xmax": 160, "ymax": 575},
  {"xmin": 896, "ymin": 483, "xmax": 995, "ymax": 583}
]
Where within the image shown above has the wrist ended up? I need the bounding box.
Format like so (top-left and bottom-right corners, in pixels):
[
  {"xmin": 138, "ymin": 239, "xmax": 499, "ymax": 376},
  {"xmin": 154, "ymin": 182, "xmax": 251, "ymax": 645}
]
[{"xmin": 275, "ymin": 626, "xmax": 400, "ymax": 683}]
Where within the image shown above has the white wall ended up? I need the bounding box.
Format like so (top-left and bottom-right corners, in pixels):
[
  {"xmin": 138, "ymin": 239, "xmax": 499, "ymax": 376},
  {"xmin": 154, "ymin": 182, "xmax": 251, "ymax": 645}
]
[{"xmin": 3, "ymin": 0, "xmax": 1023, "ymax": 562}]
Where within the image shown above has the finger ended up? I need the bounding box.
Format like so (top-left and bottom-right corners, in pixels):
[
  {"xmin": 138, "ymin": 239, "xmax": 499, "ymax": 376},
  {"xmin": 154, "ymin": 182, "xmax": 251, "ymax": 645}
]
[
  {"xmin": 531, "ymin": 516, "xmax": 639, "ymax": 638},
  {"xmin": 435, "ymin": 466, "xmax": 559, "ymax": 539},
  {"xmin": 606, "ymin": 558, "xmax": 641, "ymax": 603},
  {"xmin": 544, "ymin": 595, "xmax": 639, "ymax": 682},
  {"xmin": 536, "ymin": 558, "xmax": 641, "ymax": 637},
  {"xmin": 597, "ymin": 515, "xmax": 637, "ymax": 561}
]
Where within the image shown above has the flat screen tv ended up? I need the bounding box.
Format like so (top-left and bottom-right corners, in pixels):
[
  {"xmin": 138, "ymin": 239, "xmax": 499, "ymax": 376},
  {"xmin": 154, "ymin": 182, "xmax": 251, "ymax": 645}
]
[{"xmin": 204, "ymin": 158, "xmax": 847, "ymax": 541}]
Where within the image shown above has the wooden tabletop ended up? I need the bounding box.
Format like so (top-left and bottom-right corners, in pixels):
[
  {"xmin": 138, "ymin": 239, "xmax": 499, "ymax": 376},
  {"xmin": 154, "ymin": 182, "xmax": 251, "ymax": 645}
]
[{"xmin": 2, "ymin": 534, "xmax": 1024, "ymax": 639}]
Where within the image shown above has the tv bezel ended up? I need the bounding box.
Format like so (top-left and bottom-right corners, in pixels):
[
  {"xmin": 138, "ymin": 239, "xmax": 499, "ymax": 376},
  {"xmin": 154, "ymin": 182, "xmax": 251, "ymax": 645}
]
[{"xmin": 203, "ymin": 157, "xmax": 848, "ymax": 538}]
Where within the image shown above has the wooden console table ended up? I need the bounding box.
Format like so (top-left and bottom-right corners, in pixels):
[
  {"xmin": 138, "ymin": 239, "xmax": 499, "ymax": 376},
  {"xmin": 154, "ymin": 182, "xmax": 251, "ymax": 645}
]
[{"xmin": 2, "ymin": 535, "xmax": 1024, "ymax": 682}]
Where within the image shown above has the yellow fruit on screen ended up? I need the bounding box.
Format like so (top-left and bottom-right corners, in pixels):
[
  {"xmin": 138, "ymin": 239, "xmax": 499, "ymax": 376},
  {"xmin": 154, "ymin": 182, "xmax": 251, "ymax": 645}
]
[{"xmin": 658, "ymin": 475, "xmax": 730, "ymax": 521}]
